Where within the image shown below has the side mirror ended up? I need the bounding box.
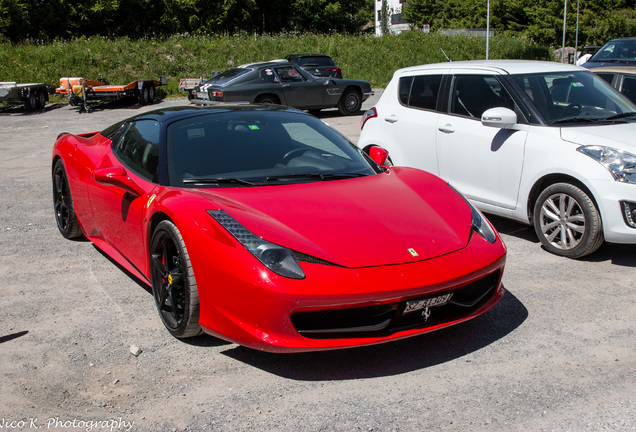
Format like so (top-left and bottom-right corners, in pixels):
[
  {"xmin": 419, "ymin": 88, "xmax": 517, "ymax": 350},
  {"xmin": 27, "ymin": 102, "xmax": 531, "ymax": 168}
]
[
  {"xmin": 93, "ymin": 166, "xmax": 144, "ymax": 196},
  {"xmin": 481, "ymin": 107, "xmax": 518, "ymax": 129},
  {"xmin": 368, "ymin": 146, "xmax": 389, "ymax": 166}
]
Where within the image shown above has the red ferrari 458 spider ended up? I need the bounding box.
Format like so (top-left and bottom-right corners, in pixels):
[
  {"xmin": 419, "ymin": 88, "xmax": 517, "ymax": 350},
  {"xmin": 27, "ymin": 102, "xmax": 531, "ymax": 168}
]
[{"xmin": 52, "ymin": 105, "xmax": 506, "ymax": 353}]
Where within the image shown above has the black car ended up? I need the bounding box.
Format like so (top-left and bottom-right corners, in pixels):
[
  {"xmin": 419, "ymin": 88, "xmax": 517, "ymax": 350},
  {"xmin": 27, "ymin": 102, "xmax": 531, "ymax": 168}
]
[
  {"xmin": 285, "ymin": 53, "xmax": 342, "ymax": 78},
  {"xmin": 583, "ymin": 38, "xmax": 636, "ymax": 68},
  {"xmin": 190, "ymin": 61, "xmax": 373, "ymax": 116}
]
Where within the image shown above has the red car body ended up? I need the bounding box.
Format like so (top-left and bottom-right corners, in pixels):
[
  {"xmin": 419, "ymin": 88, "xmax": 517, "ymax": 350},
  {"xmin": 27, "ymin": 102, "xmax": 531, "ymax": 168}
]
[{"xmin": 52, "ymin": 105, "xmax": 506, "ymax": 353}]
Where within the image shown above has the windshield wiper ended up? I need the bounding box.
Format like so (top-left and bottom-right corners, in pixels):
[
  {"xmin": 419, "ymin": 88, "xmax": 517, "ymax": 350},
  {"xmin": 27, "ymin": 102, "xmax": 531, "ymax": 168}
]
[
  {"xmin": 266, "ymin": 172, "xmax": 367, "ymax": 182},
  {"xmin": 604, "ymin": 112, "xmax": 636, "ymax": 121},
  {"xmin": 183, "ymin": 177, "xmax": 261, "ymax": 186},
  {"xmin": 551, "ymin": 117, "xmax": 603, "ymax": 125}
]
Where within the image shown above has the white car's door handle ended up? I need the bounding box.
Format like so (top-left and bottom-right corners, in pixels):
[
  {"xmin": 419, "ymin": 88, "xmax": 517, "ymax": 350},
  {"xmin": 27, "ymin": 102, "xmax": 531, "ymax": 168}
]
[
  {"xmin": 384, "ymin": 114, "xmax": 398, "ymax": 123},
  {"xmin": 438, "ymin": 124, "xmax": 455, "ymax": 134}
]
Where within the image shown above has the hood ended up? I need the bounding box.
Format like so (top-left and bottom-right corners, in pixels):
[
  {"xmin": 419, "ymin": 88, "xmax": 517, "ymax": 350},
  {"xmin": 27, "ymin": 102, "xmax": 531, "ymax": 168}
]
[
  {"xmin": 560, "ymin": 123, "xmax": 636, "ymax": 152},
  {"xmin": 201, "ymin": 168, "xmax": 472, "ymax": 268}
]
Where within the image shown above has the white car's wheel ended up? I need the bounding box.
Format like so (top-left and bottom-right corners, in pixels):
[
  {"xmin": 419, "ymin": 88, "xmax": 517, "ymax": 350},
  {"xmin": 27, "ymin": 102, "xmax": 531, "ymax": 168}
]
[{"xmin": 533, "ymin": 183, "xmax": 604, "ymax": 258}]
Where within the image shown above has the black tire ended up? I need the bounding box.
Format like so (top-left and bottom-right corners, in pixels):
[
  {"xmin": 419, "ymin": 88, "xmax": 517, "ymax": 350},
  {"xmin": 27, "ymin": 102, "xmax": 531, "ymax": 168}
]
[
  {"xmin": 139, "ymin": 85, "xmax": 149, "ymax": 105},
  {"xmin": 337, "ymin": 88, "xmax": 362, "ymax": 116},
  {"xmin": 37, "ymin": 91, "xmax": 47, "ymax": 109},
  {"xmin": 150, "ymin": 220, "xmax": 203, "ymax": 338},
  {"xmin": 533, "ymin": 182, "xmax": 604, "ymax": 258},
  {"xmin": 147, "ymin": 84, "xmax": 155, "ymax": 104},
  {"xmin": 52, "ymin": 159, "xmax": 83, "ymax": 239},
  {"xmin": 24, "ymin": 91, "xmax": 37, "ymax": 111},
  {"xmin": 255, "ymin": 94, "xmax": 280, "ymax": 105}
]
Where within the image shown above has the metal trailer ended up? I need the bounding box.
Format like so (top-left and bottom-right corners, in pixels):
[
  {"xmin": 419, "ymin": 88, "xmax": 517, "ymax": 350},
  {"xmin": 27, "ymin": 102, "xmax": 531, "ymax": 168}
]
[
  {"xmin": 0, "ymin": 82, "xmax": 56, "ymax": 110},
  {"xmin": 178, "ymin": 72, "xmax": 218, "ymax": 100},
  {"xmin": 56, "ymin": 74, "xmax": 167, "ymax": 113}
]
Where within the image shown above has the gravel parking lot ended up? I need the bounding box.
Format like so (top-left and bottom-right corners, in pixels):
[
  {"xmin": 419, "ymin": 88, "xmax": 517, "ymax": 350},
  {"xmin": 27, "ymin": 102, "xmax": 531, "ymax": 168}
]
[{"xmin": 1, "ymin": 95, "xmax": 634, "ymax": 432}]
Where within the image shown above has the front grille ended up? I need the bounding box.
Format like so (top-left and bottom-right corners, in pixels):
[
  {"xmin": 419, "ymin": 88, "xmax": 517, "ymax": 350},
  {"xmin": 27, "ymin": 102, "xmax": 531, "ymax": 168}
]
[{"xmin": 291, "ymin": 270, "xmax": 501, "ymax": 339}]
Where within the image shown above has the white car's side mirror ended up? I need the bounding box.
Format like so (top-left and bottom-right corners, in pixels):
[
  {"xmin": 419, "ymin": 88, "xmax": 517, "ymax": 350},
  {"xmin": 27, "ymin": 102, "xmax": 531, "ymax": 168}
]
[{"xmin": 481, "ymin": 107, "xmax": 518, "ymax": 129}]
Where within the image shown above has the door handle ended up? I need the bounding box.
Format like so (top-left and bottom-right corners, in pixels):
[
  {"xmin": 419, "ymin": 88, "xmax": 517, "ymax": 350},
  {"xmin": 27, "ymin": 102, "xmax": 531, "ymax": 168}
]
[
  {"xmin": 282, "ymin": 84, "xmax": 291, "ymax": 88},
  {"xmin": 438, "ymin": 124, "xmax": 455, "ymax": 134},
  {"xmin": 384, "ymin": 114, "xmax": 398, "ymax": 123}
]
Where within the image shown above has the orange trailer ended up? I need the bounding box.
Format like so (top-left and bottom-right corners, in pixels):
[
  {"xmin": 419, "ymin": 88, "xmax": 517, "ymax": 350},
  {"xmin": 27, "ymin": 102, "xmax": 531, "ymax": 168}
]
[{"xmin": 56, "ymin": 74, "xmax": 167, "ymax": 112}]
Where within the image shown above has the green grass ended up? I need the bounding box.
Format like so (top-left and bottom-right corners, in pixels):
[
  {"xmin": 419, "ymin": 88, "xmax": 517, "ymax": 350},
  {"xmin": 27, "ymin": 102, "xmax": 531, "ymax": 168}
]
[{"xmin": 0, "ymin": 32, "xmax": 550, "ymax": 98}]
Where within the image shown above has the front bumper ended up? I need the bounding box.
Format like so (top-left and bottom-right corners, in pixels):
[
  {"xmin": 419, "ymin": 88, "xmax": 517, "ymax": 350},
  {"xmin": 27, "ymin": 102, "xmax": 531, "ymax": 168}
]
[
  {"xmin": 188, "ymin": 228, "xmax": 506, "ymax": 353},
  {"xmin": 590, "ymin": 179, "xmax": 636, "ymax": 244}
]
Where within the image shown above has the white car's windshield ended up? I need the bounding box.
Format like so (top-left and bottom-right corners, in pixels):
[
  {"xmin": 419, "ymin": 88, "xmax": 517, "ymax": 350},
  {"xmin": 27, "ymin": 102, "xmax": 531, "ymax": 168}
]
[{"xmin": 511, "ymin": 71, "xmax": 636, "ymax": 124}]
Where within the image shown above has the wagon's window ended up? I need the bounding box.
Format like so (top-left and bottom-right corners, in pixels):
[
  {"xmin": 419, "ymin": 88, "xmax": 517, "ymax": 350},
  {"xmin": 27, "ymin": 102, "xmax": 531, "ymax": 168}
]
[
  {"xmin": 621, "ymin": 75, "xmax": 636, "ymax": 103},
  {"xmin": 113, "ymin": 119, "xmax": 160, "ymax": 183}
]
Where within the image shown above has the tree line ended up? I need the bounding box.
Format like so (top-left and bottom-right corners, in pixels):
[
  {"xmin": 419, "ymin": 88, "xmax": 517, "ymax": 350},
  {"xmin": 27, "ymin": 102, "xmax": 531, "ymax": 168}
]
[
  {"xmin": 402, "ymin": 0, "xmax": 636, "ymax": 46},
  {"xmin": 0, "ymin": 0, "xmax": 373, "ymax": 42},
  {"xmin": 1, "ymin": 0, "xmax": 634, "ymax": 47}
]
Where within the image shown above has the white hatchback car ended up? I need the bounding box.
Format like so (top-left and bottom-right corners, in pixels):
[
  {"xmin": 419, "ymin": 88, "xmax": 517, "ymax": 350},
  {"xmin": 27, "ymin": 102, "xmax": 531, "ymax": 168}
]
[{"xmin": 359, "ymin": 60, "xmax": 636, "ymax": 258}]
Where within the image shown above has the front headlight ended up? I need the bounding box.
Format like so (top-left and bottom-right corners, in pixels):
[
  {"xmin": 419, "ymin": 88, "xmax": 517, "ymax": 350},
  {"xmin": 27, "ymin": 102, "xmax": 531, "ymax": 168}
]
[
  {"xmin": 448, "ymin": 184, "xmax": 498, "ymax": 244},
  {"xmin": 207, "ymin": 210, "xmax": 305, "ymax": 279},
  {"xmin": 577, "ymin": 145, "xmax": 636, "ymax": 183}
]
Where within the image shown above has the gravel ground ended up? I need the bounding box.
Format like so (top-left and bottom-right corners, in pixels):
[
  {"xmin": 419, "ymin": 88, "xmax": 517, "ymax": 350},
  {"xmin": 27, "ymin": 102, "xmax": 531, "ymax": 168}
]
[{"xmin": 0, "ymin": 95, "xmax": 634, "ymax": 432}]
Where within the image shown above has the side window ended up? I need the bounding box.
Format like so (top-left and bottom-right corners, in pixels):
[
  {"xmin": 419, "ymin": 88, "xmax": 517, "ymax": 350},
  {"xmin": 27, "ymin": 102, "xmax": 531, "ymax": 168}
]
[
  {"xmin": 450, "ymin": 75, "xmax": 514, "ymax": 119},
  {"xmin": 260, "ymin": 68, "xmax": 278, "ymax": 83},
  {"xmin": 398, "ymin": 74, "xmax": 442, "ymax": 110},
  {"xmin": 621, "ymin": 75, "xmax": 636, "ymax": 103},
  {"xmin": 399, "ymin": 76, "xmax": 413, "ymax": 105},
  {"xmin": 595, "ymin": 73, "xmax": 615, "ymax": 85},
  {"xmin": 113, "ymin": 120, "xmax": 160, "ymax": 182},
  {"xmin": 275, "ymin": 66, "xmax": 305, "ymax": 83}
]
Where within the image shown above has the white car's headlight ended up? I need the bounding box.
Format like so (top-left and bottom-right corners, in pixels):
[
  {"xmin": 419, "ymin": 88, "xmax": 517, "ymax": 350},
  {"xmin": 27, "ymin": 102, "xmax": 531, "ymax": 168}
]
[
  {"xmin": 448, "ymin": 185, "xmax": 498, "ymax": 244},
  {"xmin": 578, "ymin": 145, "xmax": 636, "ymax": 184},
  {"xmin": 207, "ymin": 210, "xmax": 305, "ymax": 279}
]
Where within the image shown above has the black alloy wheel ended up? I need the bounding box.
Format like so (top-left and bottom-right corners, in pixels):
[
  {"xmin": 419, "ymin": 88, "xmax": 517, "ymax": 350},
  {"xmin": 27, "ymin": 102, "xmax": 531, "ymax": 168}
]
[
  {"xmin": 52, "ymin": 160, "xmax": 83, "ymax": 239},
  {"xmin": 150, "ymin": 220, "xmax": 202, "ymax": 338}
]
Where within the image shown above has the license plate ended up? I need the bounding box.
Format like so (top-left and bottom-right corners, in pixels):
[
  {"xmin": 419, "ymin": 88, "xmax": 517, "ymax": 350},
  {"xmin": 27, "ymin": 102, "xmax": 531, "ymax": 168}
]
[
  {"xmin": 197, "ymin": 92, "xmax": 209, "ymax": 100},
  {"xmin": 403, "ymin": 293, "xmax": 453, "ymax": 314}
]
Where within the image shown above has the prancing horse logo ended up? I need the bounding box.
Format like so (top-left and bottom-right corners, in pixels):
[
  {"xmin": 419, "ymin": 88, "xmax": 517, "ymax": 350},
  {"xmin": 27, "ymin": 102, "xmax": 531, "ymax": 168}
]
[{"xmin": 421, "ymin": 307, "xmax": 431, "ymax": 321}]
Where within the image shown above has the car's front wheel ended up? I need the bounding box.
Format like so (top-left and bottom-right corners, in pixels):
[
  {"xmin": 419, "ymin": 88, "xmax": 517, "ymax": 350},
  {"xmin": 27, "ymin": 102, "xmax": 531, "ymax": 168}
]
[
  {"xmin": 52, "ymin": 159, "xmax": 83, "ymax": 239},
  {"xmin": 337, "ymin": 88, "xmax": 362, "ymax": 116},
  {"xmin": 533, "ymin": 183, "xmax": 604, "ymax": 258},
  {"xmin": 150, "ymin": 220, "xmax": 203, "ymax": 338}
]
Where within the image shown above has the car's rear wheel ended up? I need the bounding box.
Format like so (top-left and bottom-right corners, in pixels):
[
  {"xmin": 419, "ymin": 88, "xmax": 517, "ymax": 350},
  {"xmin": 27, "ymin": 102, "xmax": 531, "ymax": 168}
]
[
  {"xmin": 52, "ymin": 159, "xmax": 83, "ymax": 239},
  {"xmin": 255, "ymin": 94, "xmax": 280, "ymax": 105},
  {"xmin": 533, "ymin": 183, "xmax": 604, "ymax": 258},
  {"xmin": 150, "ymin": 220, "xmax": 203, "ymax": 338},
  {"xmin": 337, "ymin": 88, "xmax": 362, "ymax": 116}
]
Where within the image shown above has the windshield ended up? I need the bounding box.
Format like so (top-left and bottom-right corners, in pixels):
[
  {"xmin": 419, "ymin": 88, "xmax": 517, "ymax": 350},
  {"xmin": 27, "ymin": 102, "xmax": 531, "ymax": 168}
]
[
  {"xmin": 511, "ymin": 70, "xmax": 636, "ymax": 124},
  {"xmin": 203, "ymin": 68, "xmax": 250, "ymax": 85},
  {"xmin": 589, "ymin": 39, "xmax": 636, "ymax": 64},
  {"xmin": 167, "ymin": 109, "xmax": 380, "ymax": 187}
]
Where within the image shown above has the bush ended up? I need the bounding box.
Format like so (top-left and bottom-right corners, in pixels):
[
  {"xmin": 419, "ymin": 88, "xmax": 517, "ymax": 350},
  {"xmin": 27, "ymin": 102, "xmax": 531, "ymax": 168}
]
[{"xmin": 0, "ymin": 32, "xmax": 550, "ymax": 96}]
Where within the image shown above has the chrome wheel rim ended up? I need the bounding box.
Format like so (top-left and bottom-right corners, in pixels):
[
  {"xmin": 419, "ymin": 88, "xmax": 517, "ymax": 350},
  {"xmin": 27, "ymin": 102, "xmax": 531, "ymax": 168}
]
[{"xmin": 539, "ymin": 193, "xmax": 586, "ymax": 250}]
